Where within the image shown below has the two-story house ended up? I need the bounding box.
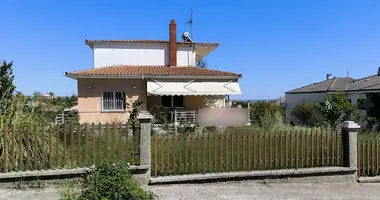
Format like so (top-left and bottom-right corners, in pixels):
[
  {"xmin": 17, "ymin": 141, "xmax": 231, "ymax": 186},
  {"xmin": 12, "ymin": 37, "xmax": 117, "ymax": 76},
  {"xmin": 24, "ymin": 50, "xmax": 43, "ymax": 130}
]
[{"xmin": 65, "ymin": 19, "xmax": 243, "ymax": 124}]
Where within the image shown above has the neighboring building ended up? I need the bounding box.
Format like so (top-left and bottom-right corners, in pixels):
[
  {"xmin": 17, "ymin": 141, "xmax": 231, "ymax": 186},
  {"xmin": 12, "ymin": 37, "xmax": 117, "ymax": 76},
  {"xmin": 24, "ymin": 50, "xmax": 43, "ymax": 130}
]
[
  {"xmin": 65, "ymin": 19, "xmax": 242, "ymax": 124},
  {"xmin": 285, "ymin": 71, "xmax": 380, "ymax": 122}
]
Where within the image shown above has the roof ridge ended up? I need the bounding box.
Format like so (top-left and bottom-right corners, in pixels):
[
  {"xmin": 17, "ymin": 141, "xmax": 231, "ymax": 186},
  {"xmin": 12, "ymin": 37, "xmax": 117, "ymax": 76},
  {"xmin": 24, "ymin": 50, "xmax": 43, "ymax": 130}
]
[{"xmin": 327, "ymin": 77, "xmax": 337, "ymax": 91}]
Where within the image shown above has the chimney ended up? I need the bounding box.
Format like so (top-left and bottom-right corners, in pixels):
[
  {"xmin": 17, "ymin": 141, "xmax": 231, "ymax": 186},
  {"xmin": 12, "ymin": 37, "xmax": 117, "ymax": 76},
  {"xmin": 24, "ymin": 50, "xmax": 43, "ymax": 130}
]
[
  {"xmin": 326, "ymin": 73, "xmax": 332, "ymax": 80},
  {"xmin": 169, "ymin": 19, "xmax": 177, "ymax": 67}
]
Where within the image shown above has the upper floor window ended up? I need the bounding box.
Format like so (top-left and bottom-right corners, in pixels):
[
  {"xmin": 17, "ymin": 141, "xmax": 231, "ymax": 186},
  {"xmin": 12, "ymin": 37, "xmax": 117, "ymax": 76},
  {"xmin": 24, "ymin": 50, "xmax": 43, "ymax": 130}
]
[{"xmin": 102, "ymin": 91, "xmax": 126, "ymax": 111}]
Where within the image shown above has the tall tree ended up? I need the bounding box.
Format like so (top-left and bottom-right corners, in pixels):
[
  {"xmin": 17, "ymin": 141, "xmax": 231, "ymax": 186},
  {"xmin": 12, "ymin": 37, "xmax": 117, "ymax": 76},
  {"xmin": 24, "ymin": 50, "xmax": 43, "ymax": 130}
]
[{"xmin": 0, "ymin": 60, "xmax": 16, "ymax": 116}]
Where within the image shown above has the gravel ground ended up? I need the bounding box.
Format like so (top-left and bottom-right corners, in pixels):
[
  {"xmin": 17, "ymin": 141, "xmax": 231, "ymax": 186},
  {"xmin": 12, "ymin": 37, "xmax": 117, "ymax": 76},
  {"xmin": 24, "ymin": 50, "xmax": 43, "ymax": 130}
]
[
  {"xmin": 149, "ymin": 182, "xmax": 380, "ymax": 200},
  {"xmin": 1, "ymin": 182, "xmax": 380, "ymax": 200}
]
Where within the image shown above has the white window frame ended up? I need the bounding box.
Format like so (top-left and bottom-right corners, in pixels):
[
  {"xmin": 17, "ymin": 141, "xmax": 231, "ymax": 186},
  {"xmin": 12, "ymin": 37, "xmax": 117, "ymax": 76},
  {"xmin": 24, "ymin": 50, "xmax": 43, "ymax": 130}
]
[
  {"xmin": 101, "ymin": 91, "xmax": 126, "ymax": 112},
  {"xmin": 161, "ymin": 95, "xmax": 185, "ymax": 109}
]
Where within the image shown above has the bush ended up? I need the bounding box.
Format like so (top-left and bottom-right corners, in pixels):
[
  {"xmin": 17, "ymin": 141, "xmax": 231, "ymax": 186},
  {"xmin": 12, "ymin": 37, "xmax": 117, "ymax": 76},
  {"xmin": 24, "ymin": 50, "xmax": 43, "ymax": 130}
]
[
  {"xmin": 78, "ymin": 160, "xmax": 155, "ymax": 200},
  {"xmin": 250, "ymin": 101, "xmax": 285, "ymax": 130},
  {"xmin": 291, "ymin": 103, "xmax": 317, "ymax": 126}
]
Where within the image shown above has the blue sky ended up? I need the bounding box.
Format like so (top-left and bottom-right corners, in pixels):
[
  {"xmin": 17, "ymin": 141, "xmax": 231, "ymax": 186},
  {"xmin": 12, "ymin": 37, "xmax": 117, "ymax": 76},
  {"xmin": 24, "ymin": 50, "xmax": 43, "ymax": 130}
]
[{"xmin": 1, "ymin": 0, "xmax": 380, "ymax": 100}]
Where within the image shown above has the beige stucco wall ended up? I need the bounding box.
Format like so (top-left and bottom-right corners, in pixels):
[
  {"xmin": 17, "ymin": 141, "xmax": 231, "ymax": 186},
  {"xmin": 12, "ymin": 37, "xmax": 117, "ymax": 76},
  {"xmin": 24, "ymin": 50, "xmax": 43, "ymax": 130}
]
[{"xmin": 78, "ymin": 78, "xmax": 145, "ymax": 124}]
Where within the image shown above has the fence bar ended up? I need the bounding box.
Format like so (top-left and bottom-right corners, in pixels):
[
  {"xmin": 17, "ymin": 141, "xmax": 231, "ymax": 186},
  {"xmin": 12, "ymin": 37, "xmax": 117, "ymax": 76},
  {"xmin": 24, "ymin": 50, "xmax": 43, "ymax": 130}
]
[
  {"xmin": 321, "ymin": 129, "xmax": 324, "ymax": 166},
  {"xmin": 253, "ymin": 131, "xmax": 255, "ymax": 169},
  {"xmin": 306, "ymin": 130, "xmax": 309, "ymax": 167},
  {"xmin": 3, "ymin": 125, "xmax": 7, "ymax": 172},
  {"xmin": 285, "ymin": 131, "xmax": 288, "ymax": 167},
  {"xmin": 18, "ymin": 126, "xmax": 22, "ymax": 171},
  {"xmin": 105, "ymin": 123, "xmax": 109, "ymax": 159},
  {"xmin": 372, "ymin": 140, "xmax": 375, "ymax": 175},
  {"xmin": 225, "ymin": 133, "xmax": 228, "ymax": 170},
  {"xmin": 26, "ymin": 125, "xmax": 30, "ymax": 170},
  {"xmin": 264, "ymin": 131, "xmax": 267, "ymax": 169},
  {"xmin": 92, "ymin": 123, "xmax": 96, "ymax": 164},
  {"xmin": 41, "ymin": 125, "xmax": 45, "ymax": 170},
  {"xmin": 203, "ymin": 133, "xmax": 206, "ymax": 173},
  {"xmin": 98, "ymin": 123, "xmax": 102, "ymax": 160},
  {"xmin": 367, "ymin": 140, "xmax": 370, "ymax": 176},
  {"xmin": 220, "ymin": 133, "xmax": 223, "ymax": 171},
  {"xmin": 34, "ymin": 124, "xmax": 38, "ymax": 170},
  {"xmin": 301, "ymin": 130, "xmax": 304, "ymax": 168},
  {"xmin": 335, "ymin": 129, "xmax": 338, "ymax": 165},
  {"xmin": 160, "ymin": 135, "xmax": 164, "ymax": 173},
  {"xmin": 275, "ymin": 131, "xmax": 278, "ymax": 168},
  {"xmin": 70, "ymin": 124, "xmax": 74, "ymax": 169},
  {"xmin": 248, "ymin": 131, "xmax": 251, "ymax": 170},
  {"xmin": 8, "ymin": 126, "xmax": 14, "ymax": 171},
  {"xmin": 154, "ymin": 135, "xmax": 158, "ymax": 177},
  {"xmin": 9, "ymin": 125, "xmax": 14, "ymax": 171},
  {"xmin": 358, "ymin": 141, "xmax": 361, "ymax": 177},
  {"xmin": 77, "ymin": 123, "xmax": 81, "ymax": 167},
  {"xmin": 208, "ymin": 134, "xmax": 211, "ymax": 172},
  {"xmin": 241, "ymin": 132, "xmax": 244, "ymax": 170},
  {"xmin": 125, "ymin": 124, "xmax": 128, "ymax": 161},
  {"xmin": 56, "ymin": 125, "xmax": 60, "ymax": 168},
  {"xmin": 197, "ymin": 132, "xmax": 200, "ymax": 172},
  {"xmin": 173, "ymin": 134, "xmax": 176, "ymax": 171},
  {"xmin": 258, "ymin": 133, "xmax": 261, "ymax": 169},
  {"xmin": 191, "ymin": 133, "xmax": 194, "ymax": 171},
  {"xmin": 111, "ymin": 123, "xmax": 115, "ymax": 159},
  {"xmin": 118, "ymin": 123, "xmax": 122, "ymax": 159},
  {"xmin": 185, "ymin": 133, "xmax": 188, "ymax": 172},
  {"xmin": 377, "ymin": 140, "xmax": 379, "ymax": 175},
  {"xmin": 311, "ymin": 130, "xmax": 314, "ymax": 167},
  {"xmin": 49, "ymin": 125, "xmax": 52, "ymax": 169},
  {"xmin": 214, "ymin": 134, "xmax": 217, "ymax": 171},
  {"xmin": 236, "ymin": 132, "xmax": 239, "ymax": 170},
  {"xmin": 316, "ymin": 130, "xmax": 319, "ymax": 166},
  {"xmin": 269, "ymin": 131, "xmax": 272, "ymax": 169},
  {"xmin": 362, "ymin": 140, "xmax": 365, "ymax": 175},
  {"xmin": 231, "ymin": 131, "xmax": 235, "ymax": 170},
  {"xmin": 64, "ymin": 124, "xmax": 67, "ymax": 168},
  {"xmin": 84, "ymin": 124, "xmax": 88, "ymax": 165},
  {"xmin": 167, "ymin": 136, "xmax": 170, "ymax": 171},
  {"xmin": 179, "ymin": 135, "xmax": 182, "ymax": 172}
]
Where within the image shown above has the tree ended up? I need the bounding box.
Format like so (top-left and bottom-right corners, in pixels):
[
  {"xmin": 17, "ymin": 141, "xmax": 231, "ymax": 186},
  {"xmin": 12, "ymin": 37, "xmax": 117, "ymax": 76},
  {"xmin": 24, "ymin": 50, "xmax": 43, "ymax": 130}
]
[
  {"xmin": 291, "ymin": 103, "xmax": 317, "ymax": 126},
  {"xmin": 196, "ymin": 59, "xmax": 207, "ymax": 68},
  {"xmin": 314, "ymin": 93, "xmax": 359, "ymax": 129},
  {"xmin": 0, "ymin": 60, "xmax": 16, "ymax": 116}
]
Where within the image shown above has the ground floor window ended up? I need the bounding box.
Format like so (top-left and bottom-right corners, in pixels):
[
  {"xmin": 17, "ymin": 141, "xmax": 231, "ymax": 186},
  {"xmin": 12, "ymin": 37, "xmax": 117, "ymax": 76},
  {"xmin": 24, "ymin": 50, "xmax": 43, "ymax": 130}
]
[
  {"xmin": 102, "ymin": 91, "xmax": 126, "ymax": 111},
  {"xmin": 161, "ymin": 95, "xmax": 184, "ymax": 108}
]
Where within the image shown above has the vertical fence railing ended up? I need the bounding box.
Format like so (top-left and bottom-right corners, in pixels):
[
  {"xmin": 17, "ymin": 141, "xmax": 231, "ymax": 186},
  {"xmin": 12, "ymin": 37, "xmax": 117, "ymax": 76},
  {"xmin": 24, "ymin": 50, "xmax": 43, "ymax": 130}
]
[
  {"xmin": 151, "ymin": 128, "xmax": 343, "ymax": 177},
  {"xmin": 358, "ymin": 134, "xmax": 380, "ymax": 177},
  {"xmin": 1, "ymin": 123, "xmax": 140, "ymax": 173}
]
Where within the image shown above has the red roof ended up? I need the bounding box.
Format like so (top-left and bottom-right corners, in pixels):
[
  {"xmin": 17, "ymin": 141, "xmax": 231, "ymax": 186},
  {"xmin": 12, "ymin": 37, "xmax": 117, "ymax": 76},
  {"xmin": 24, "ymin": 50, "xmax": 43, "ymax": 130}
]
[
  {"xmin": 65, "ymin": 65, "xmax": 242, "ymax": 78},
  {"xmin": 85, "ymin": 39, "xmax": 219, "ymax": 46}
]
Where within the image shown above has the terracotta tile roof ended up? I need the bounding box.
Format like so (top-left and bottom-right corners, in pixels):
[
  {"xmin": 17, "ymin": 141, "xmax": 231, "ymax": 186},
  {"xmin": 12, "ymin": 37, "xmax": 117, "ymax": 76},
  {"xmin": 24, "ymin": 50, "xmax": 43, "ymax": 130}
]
[
  {"xmin": 85, "ymin": 39, "xmax": 218, "ymax": 46},
  {"xmin": 65, "ymin": 65, "xmax": 242, "ymax": 78}
]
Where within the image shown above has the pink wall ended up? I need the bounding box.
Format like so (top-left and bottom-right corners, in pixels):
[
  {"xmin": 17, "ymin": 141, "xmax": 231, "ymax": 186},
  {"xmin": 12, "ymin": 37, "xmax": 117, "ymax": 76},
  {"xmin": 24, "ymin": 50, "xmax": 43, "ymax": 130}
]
[{"xmin": 77, "ymin": 78, "xmax": 145, "ymax": 123}]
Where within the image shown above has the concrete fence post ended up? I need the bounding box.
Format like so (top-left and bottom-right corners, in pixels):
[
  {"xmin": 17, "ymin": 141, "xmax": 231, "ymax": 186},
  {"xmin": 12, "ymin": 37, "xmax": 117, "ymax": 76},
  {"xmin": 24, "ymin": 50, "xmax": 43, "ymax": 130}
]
[
  {"xmin": 137, "ymin": 110, "xmax": 153, "ymax": 184},
  {"xmin": 341, "ymin": 121, "xmax": 360, "ymax": 169}
]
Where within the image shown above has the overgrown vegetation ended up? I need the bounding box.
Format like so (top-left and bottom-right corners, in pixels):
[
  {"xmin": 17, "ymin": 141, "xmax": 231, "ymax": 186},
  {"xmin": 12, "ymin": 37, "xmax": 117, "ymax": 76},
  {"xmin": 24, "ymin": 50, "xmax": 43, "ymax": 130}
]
[
  {"xmin": 0, "ymin": 60, "xmax": 77, "ymax": 170},
  {"xmin": 291, "ymin": 103, "xmax": 317, "ymax": 126},
  {"xmin": 249, "ymin": 101, "xmax": 285, "ymax": 131},
  {"xmin": 59, "ymin": 160, "xmax": 155, "ymax": 200}
]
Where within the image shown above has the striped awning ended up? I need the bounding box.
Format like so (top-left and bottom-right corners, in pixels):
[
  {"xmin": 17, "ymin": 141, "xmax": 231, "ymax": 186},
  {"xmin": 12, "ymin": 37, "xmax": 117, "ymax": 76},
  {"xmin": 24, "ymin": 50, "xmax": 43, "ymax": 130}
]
[{"xmin": 147, "ymin": 80, "xmax": 242, "ymax": 96}]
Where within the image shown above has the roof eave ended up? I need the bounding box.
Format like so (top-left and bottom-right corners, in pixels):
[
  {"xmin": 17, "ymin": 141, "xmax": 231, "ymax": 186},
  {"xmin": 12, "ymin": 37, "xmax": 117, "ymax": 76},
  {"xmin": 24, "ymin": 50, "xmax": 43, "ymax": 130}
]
[{"xmin": 64, "ymin": 73, "xmax": 241, "ymax": 80}]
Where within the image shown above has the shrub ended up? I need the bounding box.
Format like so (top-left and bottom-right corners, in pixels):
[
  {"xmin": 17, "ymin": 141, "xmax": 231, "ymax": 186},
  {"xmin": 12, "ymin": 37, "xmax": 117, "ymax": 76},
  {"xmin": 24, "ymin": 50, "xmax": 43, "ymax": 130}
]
[
  {"xmin": 79, "ymin": 160, "xmax": 155, "ymax": 200},
  {"xmin": 249, "ymin": 101, "xmax": 284, "ymax": 130},
  {"xmin": 314, "ymin": 93, "xmax": 360, "ymax": 129},
  {"xmin": 291, "ymin": 103, "xmax": 317, "ymax": 126}
]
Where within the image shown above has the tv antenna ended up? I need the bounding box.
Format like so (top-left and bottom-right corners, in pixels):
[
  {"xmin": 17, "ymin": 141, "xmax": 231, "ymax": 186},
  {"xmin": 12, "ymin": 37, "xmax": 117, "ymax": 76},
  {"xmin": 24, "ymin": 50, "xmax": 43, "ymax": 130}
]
[{"xmin": 184, "ymin": 6, "xmax": 193, "ymax": 39}]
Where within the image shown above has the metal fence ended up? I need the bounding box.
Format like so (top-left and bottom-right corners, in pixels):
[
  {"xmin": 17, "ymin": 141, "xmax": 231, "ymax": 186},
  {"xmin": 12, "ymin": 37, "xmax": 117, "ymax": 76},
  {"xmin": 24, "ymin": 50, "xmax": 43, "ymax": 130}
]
[{"xmin": 151, "ymin": 128, "xmax": 343, "ymax": 177}]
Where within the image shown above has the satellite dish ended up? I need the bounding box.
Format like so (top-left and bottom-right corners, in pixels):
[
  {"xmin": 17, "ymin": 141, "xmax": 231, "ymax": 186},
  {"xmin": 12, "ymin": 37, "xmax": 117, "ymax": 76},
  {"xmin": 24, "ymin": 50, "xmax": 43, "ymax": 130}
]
[{"xmin": 182, "ymin": 31, "xmax": 193, "ymax": 42}]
